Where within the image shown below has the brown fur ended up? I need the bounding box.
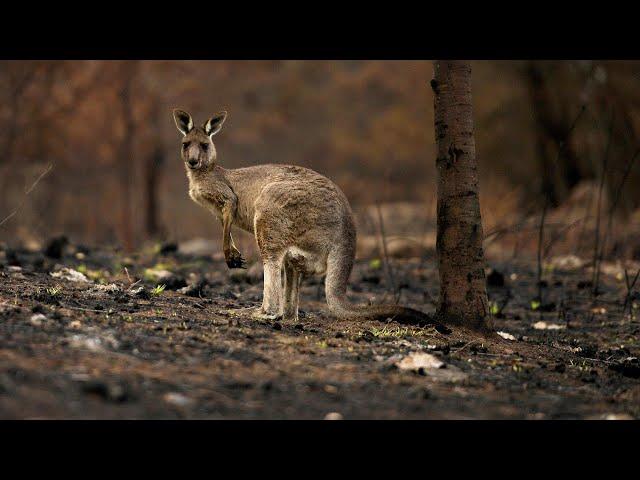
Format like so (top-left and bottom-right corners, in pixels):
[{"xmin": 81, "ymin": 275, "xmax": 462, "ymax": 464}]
[{"xmin": 172, "ymin": 109, "xmax": 449, "ymax": 332}]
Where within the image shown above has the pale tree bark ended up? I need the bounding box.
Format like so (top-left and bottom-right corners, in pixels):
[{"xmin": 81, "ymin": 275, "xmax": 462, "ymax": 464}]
[{"xmin": 431, "ymin": 61, "xmax": 489, "ymax": 331}]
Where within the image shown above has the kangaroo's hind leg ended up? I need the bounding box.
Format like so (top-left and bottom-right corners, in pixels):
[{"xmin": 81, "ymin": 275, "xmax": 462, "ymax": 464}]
[
  {"xmin": 283, "ymin": 258, "xmax": 301, "ymax": 322},
  {"xmin": 221, "ymin": 258, "xmax": 282, "ymax": 320},
  {"xmin": 254, "ymin": 259, "xmax": 283, "ymax": 320}
]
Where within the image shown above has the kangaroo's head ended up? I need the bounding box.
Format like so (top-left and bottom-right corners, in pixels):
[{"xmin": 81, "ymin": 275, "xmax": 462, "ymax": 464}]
[{"xmin": 172, "ymin": 109, "xmax": 227, "ymax": 171}]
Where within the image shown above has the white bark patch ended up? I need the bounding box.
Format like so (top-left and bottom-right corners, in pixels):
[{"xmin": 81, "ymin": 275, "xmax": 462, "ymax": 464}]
[
  {"xmin": 50, "ymin": 267, "xmax": 90, "ymax": 283},
  {"xmin": 69, "ymin": 333, "xmax": 120, "ymax": 352},
  {"xmin": 88, "ymin": 283, "xmax": 122, "ymax": 296},
  {"xmin": 497, "ymin": 331, "xmax": 517, "ymax": 341},
  {"xmin": 30, "ymin": 313, "xmax": 47, "ymax": 326},
  {"xmin": 324, "ymin": 412, "xmax": 344, "ymax": 420},
  {"xmin": 395, "ymin": 352, "xmax": 445, "ymax": 371},
  {"xmin": 533, "ymin": 321, "xmax": 566, "ymax": 330},
  {"xmin": 163, "ymin": 392, "xmax": 194, "ymax": 408},
  {"xmin": 548, "ymin": 255, "xmax": 584, "ymax": 271}
]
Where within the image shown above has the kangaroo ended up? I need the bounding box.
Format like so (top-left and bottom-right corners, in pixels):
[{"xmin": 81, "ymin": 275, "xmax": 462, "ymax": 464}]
[{"xmin": 172, "ymin": 109, "xmax": 449, "ymax": 332}]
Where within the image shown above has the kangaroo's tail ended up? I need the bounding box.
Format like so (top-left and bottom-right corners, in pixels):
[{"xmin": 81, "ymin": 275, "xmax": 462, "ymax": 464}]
[{"xmin": 325, "ymin": 241, "xmax": 451, "ymax": 334}]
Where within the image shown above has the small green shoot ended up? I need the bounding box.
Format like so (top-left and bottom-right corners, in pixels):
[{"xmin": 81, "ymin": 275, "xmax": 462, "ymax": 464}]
[
  {"xmin": 489, "ymin": 301, "xmax": 500, "ymax": 316},
  {"xmin": 46, "ymin": 285, "xmax": 62, "ymax": 297},
  {"xmin": 86, "ymin": 269, "xmax": 106, "ymax": 282},
  {"xmin": 77, "ymin": 264, "xmax": 107, "ymax": 281},
  {"xmin": 369, "ymin": 325, "xmax": 433, "ymax": 339},
  {"xmin": 151, "ymin": 284, "xmax": 166, "ymax": 296},
  {"xmin": 530, "ymin": 299, "xmax": 541, "ymax": 311},
  {"xmin": 369, "ymin": 258, "xmax": 382, "ymax": 270}
]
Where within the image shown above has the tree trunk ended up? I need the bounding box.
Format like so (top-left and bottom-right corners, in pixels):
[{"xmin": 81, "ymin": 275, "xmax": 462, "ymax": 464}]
[
  {"xmin": 431, "ymin": 60, "xmax": 489, "ymax": 331},
  {"xmin": 524, "ymin": 61, "xmax": 583, "ymax": 207},
  {"xmin": 143, "ymin": 101, "xmax": 166, "ymax": 240},
  {"xmin": 118, "ymin": 61, "xmax": 138, "ymax": 252},
  {"xmin": 144, "ymin": 144, "xmax": 164, "ymax": 238}
]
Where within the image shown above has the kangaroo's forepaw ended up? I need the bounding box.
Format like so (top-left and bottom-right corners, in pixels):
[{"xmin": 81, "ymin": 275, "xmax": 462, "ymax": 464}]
[{"xmin": 225, "ymin": 248, "xmax": 247, "ymax": 269}]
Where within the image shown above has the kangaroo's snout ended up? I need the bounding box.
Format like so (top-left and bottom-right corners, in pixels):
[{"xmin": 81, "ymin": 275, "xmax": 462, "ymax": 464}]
[{"xmin": 187, "ymin": 158, "xmax": 199, "ymax": 168}]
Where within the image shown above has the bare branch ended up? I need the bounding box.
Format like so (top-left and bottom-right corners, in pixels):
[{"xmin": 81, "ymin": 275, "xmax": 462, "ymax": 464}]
[{"xmin": 0, "ymin": 163, "xmax": 54, "ymax": 228}]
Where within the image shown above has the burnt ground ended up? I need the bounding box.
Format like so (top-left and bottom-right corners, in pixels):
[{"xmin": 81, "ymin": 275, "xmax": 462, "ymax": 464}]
[{"xmin": 1, "ymin": 239, "xmax": 640, "ymax": 419}]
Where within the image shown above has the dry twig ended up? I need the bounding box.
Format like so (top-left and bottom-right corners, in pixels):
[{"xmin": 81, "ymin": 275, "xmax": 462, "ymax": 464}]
[{"xmin": 0, "ymin": 163, "xmax": 54, "ymax": 228}]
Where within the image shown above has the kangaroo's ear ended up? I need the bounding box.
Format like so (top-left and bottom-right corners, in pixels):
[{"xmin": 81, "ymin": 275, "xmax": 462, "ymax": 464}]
[
  {"xmin": 173, "ymin": 109, "xmax": 193, "ymax": 135},
  {"xmin": 203, "ymin": 111, "xmax": 227, "ymax": 137}
]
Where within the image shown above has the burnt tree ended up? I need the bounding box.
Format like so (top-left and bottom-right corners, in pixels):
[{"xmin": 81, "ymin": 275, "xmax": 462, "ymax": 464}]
[{"xmin": 431, "ymin": 60, "xmax": 489, "ymax": 331}]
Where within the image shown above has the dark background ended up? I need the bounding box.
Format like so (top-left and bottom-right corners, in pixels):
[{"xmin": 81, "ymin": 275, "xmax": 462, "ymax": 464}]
[{"xmin": 2, "ymin": 60, "xmax": 639, "ymax": 259}]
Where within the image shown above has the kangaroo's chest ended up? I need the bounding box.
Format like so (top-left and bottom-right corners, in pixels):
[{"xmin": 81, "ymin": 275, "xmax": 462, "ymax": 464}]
[
  {"xmin": 189, "ymin": 183, "xmax": 224, "ymax": 219},
  {"xmin": 187, "ymin": 172, "xmax": 256, "ymax": 234}
]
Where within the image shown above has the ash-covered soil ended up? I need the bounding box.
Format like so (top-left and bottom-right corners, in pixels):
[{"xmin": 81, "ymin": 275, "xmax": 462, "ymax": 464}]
[{"xmin": 1, "ymin": 238, "xmax": 639, "ymax": 419}]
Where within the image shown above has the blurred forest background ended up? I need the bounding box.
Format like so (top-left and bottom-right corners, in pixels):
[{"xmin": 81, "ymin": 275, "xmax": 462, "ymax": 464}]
[{"xmin": 2, "ymin": 60, "xmax": 640, "ymax": 261}]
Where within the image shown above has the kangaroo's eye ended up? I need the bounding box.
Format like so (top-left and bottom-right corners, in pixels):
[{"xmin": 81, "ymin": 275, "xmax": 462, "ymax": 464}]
[
  {"xmin": 201, "ymin": 143, "xmax": 209, "ymax": 151},
  {"xmin": 182, "ymin": 142, "xmax": 190, "ymax": 149}
]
